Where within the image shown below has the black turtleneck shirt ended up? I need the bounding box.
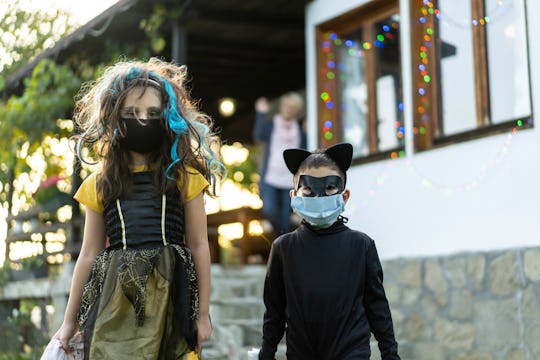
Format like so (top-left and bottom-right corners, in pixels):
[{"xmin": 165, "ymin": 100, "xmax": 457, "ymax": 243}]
[{"xmin": 259, "ymin": 220, "xmax": 400, "ymax": 360}]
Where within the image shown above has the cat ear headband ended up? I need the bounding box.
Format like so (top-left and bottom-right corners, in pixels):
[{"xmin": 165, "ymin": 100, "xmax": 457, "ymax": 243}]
[{"xmin": 283, "ymin": 142, "xmax": 353, "ymax": 175}]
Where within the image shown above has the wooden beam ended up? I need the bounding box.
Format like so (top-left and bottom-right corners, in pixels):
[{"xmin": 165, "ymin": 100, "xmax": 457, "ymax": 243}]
[
  {"xmin": 471, "ymin": 0, "xmax": 491, "ymax": 127},
  {"xmin": 188, "ymin": 9, "xmax": 305, "ymax": 31},
  {"xmin": 365, "ymin": 23, "xmax": 378, "ymax": 153},
  {"xmin": 410, "ymin": 0, "xmax": 437, "ymax": 149},
  {"xmin": 171, "ymin": 22, "xmax": 188, "ymax": 65}
]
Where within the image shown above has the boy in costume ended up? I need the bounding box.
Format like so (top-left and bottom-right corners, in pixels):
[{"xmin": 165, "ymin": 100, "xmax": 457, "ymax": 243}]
[{"xmin": 259, "ymin": 143, "xmax": 400, "ymax": 360}]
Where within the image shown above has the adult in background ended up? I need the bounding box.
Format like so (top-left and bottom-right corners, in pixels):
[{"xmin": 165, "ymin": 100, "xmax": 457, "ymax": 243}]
[{"xmin": 253, "ymin": 92, "xmax": 306, "ymax": 235}]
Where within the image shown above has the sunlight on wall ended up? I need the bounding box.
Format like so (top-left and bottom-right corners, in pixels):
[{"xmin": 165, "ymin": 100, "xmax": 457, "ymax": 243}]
[
  {"xmin": 247, "ymin": 220, "xmax": 264, "ymax": 236},
  {"xmin": 206, "ymin": 142, "xmax": 262, "ymax": 214},
  {"xmin": 221, "ymin": 142, "xmax": 249, "ymax": 165},
  {"xmin": 205, "ymin": 180, "xmax": 262, "ymax": 214},
  {"xmin": 217, "ymin": 222, "xmax": 243, "ymax": 249}
]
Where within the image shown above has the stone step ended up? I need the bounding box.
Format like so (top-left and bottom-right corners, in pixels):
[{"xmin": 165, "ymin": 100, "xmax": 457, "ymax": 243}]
[
  {"xmin": 211, "ymin": 278, "xmax": 263, "ymax": 299},
  {"xmin": 211, "ymin": 264, "xmax": 267, "ymax": 279},
  {"xmin": 217, "ymin": 318, "xmax": 262, "ymax": 327},
  {"xmin": 204, "ymin": 265, "xmax": 269, "ymax": 359},
  {"xmin": 211, "ymin": 296, "xmax": 263, "ymax": 306},
  {"xmin": 210, "ymin": 296, "xmax": 265, "ymax": 322},
  {"xmin": 218, "ymin": 320, "xmax": 263, "ymax": 348},
  {"xmin": 202, "ymin": 342, "xmax": 287, "ymax": 360}
]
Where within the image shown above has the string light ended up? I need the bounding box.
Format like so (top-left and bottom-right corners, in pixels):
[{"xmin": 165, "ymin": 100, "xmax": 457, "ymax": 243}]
[
  {"xmin": 320, "ymin": 22, "xmax": 402, "ymax": 148},
  {"xmin": 347, "ymin": 159, "xmax": 394, "ymax": 212},
  {"xmin": 406, "ymin": 127, "xmax": 517, "ymax": 194},
  {"xmin": 434, "ymin": 0, "xmax": 511, "ymax": 29},
  {"xmin": 317, "ymin": 6, "xmax": 525, "ymax": 210},
  {"xmin": 347, "ymin": 125, "xmax": 519, "ymax": 216},
  {"xmin": 319, "ymin": 0, "xmax": 528, "ymax": 167},
  {"xmin": 412, "ymin": 0, "xmax": 522, "ymax": 137}
]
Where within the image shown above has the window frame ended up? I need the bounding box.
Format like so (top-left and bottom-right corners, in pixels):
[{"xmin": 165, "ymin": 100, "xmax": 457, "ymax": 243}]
[
  {"xmin": 410, "ymin": 0, "xmax": 533, "ymax": 151},
  {"xmin": 315, "ymin": 0, "xmax": 405, "ymax": 164},
  {"xmin": 314, "ymin": 0, "xmax": 533, "ymax": 162}
]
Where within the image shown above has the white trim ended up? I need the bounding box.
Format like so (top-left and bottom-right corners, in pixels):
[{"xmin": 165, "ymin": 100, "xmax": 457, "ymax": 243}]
[
  {"xmin": 399, "ymin": 0, "xmax": 414, "ymax": 159},
  {"xmin": 116, "ymin": 200, "xmax": 127, "ymax": 250},
  {"xmin": 161, "ymin": 194, "xmax": 167, "ymax": 246}
]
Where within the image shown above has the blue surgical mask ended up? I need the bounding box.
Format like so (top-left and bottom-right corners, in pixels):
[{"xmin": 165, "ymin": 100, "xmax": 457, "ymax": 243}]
[{"xmin": 290, "ymin": 193, "xmax": 345, "ymax": 228}]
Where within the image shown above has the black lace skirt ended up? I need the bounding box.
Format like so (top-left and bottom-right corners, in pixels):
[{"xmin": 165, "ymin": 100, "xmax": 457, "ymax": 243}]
[{"xmin": 77, "ymin": 244, "xmax": 199, "ymax": 359}]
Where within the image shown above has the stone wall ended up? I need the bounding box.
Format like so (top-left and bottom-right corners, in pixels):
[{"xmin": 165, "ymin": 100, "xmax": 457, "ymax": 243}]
[
  {"xmin": 207, "ymin": 246, "xmax": 540, "ymax": 359},
  {"xmin": 378, "ymin": 246, "xmax": 540, "ymax": 360}
]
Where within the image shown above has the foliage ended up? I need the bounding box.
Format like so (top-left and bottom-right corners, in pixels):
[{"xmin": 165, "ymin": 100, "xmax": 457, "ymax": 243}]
[
  {"xmin": 0, "ymin": 1, "xmax": 74, "ymax": 78},
  {"xmin": 0, "ymin": 304, "xmax": 48, "ymax": 356},
  {"xmin": 0, "ymin": 59, "xmax": 80, "ymax": 144},
  {"xmin": 225, "ymin": 146, "xmax": 260, "ymax": 191},
  {"xmin": 0, "ymin": 353, "xmax": 35, "ymax": 360},
  {"xmin": 226, "ymin": 157, "xmax": 259, "ymax": 191},
  {"xmin": 140, "ymin": 4, "xmax": 185, "ymax": 53},
  {"xmin": 19, "ymin": 256, "xmax": 44, "ymax": 271},
  {"xmin": 33, "ymin": 175, "xmax": 69, "ymax": 206},
  {"xmin": 0, "ymin": 1, "xmax": 193, "ymax": 216},
  {"xmin": 0, "ymin": 265, "xmax": 10, "ymax": 287},
  {"xmin": 0, "ymin": 58, "xmax": 81, "ymax": 208}
]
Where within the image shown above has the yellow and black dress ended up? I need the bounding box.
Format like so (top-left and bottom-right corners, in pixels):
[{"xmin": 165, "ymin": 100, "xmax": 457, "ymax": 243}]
[{"xmin": 74, "ymin": 165, "xmax": 208, "ymax": 359}]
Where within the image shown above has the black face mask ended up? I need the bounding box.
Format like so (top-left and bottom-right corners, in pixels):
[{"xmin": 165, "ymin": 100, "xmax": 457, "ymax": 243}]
[
  {"xmin": 297, "ymin": 175, "xmax": 344, "ymax": 197},
  {"xmin": 119, "ymin": 117, "xmax": 165, "ymax": 154}
]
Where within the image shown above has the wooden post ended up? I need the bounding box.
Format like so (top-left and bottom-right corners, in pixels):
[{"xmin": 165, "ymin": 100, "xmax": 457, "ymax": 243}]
[
  {"xmin": 171, "ymin": 22, "xmax": 187, "ymax": 65},
  {"xmin": 239, "ymin": 208, "xmax": 251, "ymax": 264},
  {"xmin": 471, "ymin": 0, "xmax": 491, "ymax": 127},
  {"xmin": 69, "ymin": 157, "xmax": 82, "ymax": 260},
  {"xmin": 5, "ymin": 167, "xmax": 15, "ymax": 264}
]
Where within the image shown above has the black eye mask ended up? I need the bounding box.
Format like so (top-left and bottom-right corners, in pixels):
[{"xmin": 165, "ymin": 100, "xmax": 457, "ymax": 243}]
[{"xmin": 297, "ymin": 175, "xmax": 344, "ymax": 197}]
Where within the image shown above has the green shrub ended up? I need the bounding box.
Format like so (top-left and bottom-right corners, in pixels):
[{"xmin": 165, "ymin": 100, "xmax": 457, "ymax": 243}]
[{"xmin": 0, "ymin": 305, "xmax": 47, "ymax": 357}]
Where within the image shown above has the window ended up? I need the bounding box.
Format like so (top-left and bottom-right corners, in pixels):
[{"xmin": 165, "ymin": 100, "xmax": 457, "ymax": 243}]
[
  {"xmin": 316, "ymin": 0, "xmax": 404, "ymax": 161},
  {"xmin": 411, "ymin": 0, "xmax": 531, "ymax": 149},
  {"xmin": 315, "ymin": 0, "xmax": 532, "ymax": 159}
]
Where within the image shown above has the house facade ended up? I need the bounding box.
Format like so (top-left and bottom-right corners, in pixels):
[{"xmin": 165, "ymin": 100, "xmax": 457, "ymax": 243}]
[
  {"xmin": 305, "ymin": 0, "xmax": 539, "ymax": 259},
  {"xmin": 304, "ymin": 1, "xmax": 540, "ymax": 358}
]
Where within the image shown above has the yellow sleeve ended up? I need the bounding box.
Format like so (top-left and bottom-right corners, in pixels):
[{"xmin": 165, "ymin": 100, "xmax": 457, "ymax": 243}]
[
  {"xmin": 178, "ymin": 166, "xmax": 209, "ymax": 201},
  {"xmin": 73, "ymin": 172, "xmax": 104, "ymax": 213}
]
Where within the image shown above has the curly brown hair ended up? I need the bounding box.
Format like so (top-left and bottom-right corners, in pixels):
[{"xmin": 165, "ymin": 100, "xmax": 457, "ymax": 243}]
[{"xmin": 73, "ymin": 57, "xmax": 225, "ymax": 204}]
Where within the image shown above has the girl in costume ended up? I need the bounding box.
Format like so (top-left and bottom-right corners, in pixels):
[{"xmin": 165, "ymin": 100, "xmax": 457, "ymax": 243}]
[{"xmin": 53, "ymin": 58, "xmax": 225, "ymax": 359}]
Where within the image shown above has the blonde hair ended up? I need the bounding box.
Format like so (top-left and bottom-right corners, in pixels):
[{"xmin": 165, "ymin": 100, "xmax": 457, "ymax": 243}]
[{"xmin": 280, "ymin": 91, "xmax": 304, "ymax": 114}]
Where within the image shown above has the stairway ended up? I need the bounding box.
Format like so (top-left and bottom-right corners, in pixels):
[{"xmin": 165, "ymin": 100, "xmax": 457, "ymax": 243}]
[{"xmin": 203, "ymin": 265, "xmax": 286, "ymax": 360}]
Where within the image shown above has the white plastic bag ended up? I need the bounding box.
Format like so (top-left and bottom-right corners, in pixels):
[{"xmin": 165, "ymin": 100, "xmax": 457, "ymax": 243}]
[
  {"xmin": 40, "ymin": 333, "xmax": 84, "ymax": 360},
  {"xmin": 247, "ymin": 347, "xmax": 260, "ymax": 360}
]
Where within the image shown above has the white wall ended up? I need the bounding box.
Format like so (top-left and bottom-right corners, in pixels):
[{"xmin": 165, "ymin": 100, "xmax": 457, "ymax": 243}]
[{"xmin": 306, "ymin": 0, "xmax": 540, "ymax": 259}]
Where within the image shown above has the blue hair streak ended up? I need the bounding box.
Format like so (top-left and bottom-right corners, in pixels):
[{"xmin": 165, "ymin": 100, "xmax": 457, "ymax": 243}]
[
  {"xmin": 124, "ymin": 67, "xmax": 225, "ymax": 185},
  {"xmin": 126, "ymin": 67, "xmax": 190, "ymax": 179}
]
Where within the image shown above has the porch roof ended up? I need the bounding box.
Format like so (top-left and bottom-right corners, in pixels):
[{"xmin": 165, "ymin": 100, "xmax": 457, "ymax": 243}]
[{"xmin": 5, "ymin": 0, "xmax": 310, "ymax": 144}]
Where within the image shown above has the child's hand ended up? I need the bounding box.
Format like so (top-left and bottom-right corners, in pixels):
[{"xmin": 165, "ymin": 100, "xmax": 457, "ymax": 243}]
[
  {"xmin": 53, "ymin": 320, "xmax": 78, "ymax": 352},
  {"xmin": 197, "ymin": 314, "xmax": 212, "ymax": 350},
  {"xmin": 255, "ymin": 97, "xmax": 270, "ymax": 113}
]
